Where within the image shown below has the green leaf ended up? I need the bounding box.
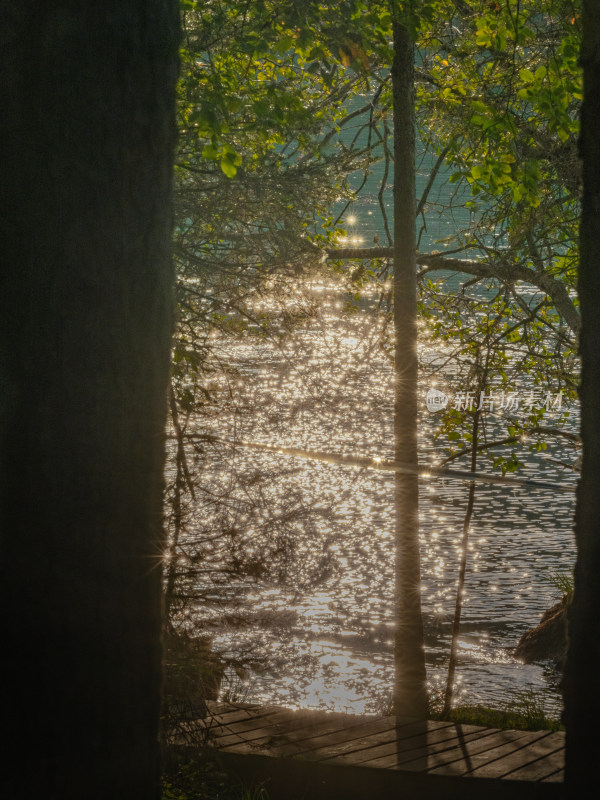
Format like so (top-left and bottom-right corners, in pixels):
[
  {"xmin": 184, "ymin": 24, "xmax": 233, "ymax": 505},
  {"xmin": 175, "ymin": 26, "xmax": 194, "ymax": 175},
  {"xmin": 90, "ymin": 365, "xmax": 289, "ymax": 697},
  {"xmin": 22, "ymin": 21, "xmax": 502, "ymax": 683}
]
[
  {"xmin": 519, "ymin": 68, "xmax": 535, "ymax": 83},
  {"xmin": 201, "ymin": 144, "xmax": 220, "ymax": 160},
  {"xmin": 275, "ymin": 35, "xmax": 295, "ymax": 54},
  {"xmin": 220, "ymin": 159, "xmax": 238, "ymax": 178}
]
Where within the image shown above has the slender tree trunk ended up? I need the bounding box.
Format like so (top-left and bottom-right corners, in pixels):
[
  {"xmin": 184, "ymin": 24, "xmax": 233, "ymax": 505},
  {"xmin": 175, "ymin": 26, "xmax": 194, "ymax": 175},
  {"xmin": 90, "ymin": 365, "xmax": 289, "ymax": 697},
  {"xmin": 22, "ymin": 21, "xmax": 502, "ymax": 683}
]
[
  {"xmin": 0, "ymin": 3, "xmax": 179, "ymax": 797},
  {"xmin": 563, "ymin": 0, "xmax": 600, "ymax": 788},
  {"xmin": 443, "ymin": 409, "xmax": 479, "ymax": 716},
  {"xmin": 391, "ymin": 17, "xmax": 428, "ymax": 718}
]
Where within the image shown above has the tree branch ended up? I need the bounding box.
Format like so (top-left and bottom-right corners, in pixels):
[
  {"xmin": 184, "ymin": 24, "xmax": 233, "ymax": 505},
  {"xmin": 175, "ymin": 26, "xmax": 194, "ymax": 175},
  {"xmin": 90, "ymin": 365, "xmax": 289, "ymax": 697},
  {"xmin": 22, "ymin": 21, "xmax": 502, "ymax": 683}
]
[{"xmin": 324, "ymin": 246, "xmax": 580, "ymax": 334}]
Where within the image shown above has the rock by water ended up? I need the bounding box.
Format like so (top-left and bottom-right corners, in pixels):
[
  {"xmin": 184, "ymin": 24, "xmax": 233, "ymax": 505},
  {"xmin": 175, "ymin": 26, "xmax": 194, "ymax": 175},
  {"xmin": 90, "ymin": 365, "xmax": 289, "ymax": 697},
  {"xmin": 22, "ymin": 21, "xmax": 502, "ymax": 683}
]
[{"xmin": 514, "ymin": 598, "xmax": 568, "ymax": 667}]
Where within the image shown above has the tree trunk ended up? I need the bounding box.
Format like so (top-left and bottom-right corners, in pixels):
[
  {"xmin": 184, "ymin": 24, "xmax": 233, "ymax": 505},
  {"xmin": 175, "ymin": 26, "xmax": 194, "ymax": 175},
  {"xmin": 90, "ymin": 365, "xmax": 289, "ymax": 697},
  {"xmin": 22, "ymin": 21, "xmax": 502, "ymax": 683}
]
[
  {"xmin": 0, "ymin": 3, "xmax": 179, "ymax": 797},
  {"xmin": 443, "ymin": 409, "xmax": 479, "ymax": 716},
  {"xmin": 391, "ymin": 18, "xmax": 428, "ymax": 718},
  {"xmin": 563, "ymin": 0, "xmax": 600, "ymax": 787}
]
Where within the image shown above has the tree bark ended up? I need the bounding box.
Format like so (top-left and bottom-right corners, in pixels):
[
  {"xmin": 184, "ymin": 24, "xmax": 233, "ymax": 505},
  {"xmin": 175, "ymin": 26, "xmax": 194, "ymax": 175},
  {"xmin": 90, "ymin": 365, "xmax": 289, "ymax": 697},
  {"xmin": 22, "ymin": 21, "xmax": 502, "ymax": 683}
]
[
  {"xmin": 0, "ymin": 3, "xmax": 179, "ymax": 797},
  {"xmin": 563, "ymin": 0, "xmax": 600, "ymax": 788},
  {"xmin": 391, "ymin": 18, "xmax": 428, "ymax": 718}
]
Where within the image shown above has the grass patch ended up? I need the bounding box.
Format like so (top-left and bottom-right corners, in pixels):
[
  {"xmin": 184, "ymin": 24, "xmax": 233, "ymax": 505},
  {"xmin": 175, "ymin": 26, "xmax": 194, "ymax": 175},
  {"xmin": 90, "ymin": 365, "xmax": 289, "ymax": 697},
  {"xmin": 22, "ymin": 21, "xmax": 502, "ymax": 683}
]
[
  {"xmin": 432, "ymin": 689, "xmax": 563, "ymax": 732},
  {"xmin": 549, "ymin": 570, "xmax": 574, "ymax": 604}
]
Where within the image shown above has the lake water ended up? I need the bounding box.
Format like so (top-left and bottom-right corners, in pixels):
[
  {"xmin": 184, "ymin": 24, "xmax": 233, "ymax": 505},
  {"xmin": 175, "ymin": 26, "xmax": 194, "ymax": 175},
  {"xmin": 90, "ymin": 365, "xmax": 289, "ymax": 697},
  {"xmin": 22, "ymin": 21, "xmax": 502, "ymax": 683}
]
[
  {"xmin": 177, "ymin": 102, "xmax": 578, "ymax": 719},
  {"xmin": 182, "ymin": 278, "xmax": 577, "ymax": 719}
]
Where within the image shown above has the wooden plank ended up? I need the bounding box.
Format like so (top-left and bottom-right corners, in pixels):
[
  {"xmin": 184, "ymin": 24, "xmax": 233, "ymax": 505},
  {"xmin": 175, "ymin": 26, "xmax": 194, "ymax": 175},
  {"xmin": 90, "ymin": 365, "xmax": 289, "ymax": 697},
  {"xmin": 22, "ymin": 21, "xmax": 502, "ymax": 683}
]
[
  {"xmin": 206, "ymin": 700, "xmax": 256, "ymax": 712},
  {"xmin": 216, "ymin": 744, "xmax": 566, "ymax": 800},
  {"xmin": 424, "ymin": 729, "xmax": 548, "ymax": 777},
  {"xmin": 216, "ymin": 712, "xmax": 414, "ymax": 757},
  {"xmin": 213, "ymin": 708, "xmax": 340, "ymax": 749},
  {"xmin": 292, "ymin": 718, "xmax": 457, "ymax": 762},
  {"xmin": 205, "ymin": 700, "xmax": 266, "ymax": 717},
  {"xmin": 461, "ymin": 732, "xmax": 564, "ymax": 779},
  {"xmin": 214, "ymin": 708, "xmax": 369, "ymax": 754},
  {"xmin": 490, "ymin": 734, "xmax": 565, "ymax": 782},
  {"xmin": 270, "ymin": 716, "xmax": 407, "ymax": 758},
  {"xmin": 331, "ymin": 725, "xmax": 498, "ymax": 769},
  {"xmin": 208, "ymin": 709, "xmax": 301, "ymax": 742},
  {"xmin": 170, "ymin": 704, "xmax": 287, "ymax": 748},
  {"xmin": 209, "ymin": 703, "xmax": 367, "ymax": 734},
  {"xmin": 205, "ymin": 702, "xmax": 284, "ymax": 726},
  {"xmin": 288, "ymin": 717, "xmax": 436, "ymax": 758},
  {"xmin": 312, "ymin": 720, "xmax": 460, "ymax": 764},
  {"xmin": 203, "ymin": 706, "xmax": 296, "ymax": 743},
  {"xmin": 541, "ymin": 769, "xmax": 564, "ymax": 783},
  {"xmin": 393, "ymin": 728, "xmax": 540, "ymax": 774},
  {"xmin": 199, "ymin": 703, "xmax": 566, "ymax": 794},
  {"xmin": 347, "ymin": 725, "xmax": 505, "ymax": 770},
  {"xmin": 169, "ymin": 701, "xmax": 268, "ymax": 745},
  {"xmin": 504, "ymin": 754, "xmax": 565, "ymax": 782}
]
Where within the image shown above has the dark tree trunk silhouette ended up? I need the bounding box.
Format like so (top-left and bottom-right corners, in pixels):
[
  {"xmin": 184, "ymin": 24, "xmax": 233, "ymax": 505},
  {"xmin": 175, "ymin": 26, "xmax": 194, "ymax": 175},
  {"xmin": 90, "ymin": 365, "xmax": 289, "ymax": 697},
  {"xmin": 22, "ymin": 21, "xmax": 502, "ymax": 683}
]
[
  {"xmin": 0, "ymin": 3, "xmax": 179, "ymax": 797},
  {"xmin": 391, "ymin": 18, "xmax": 428, "ymax": 718},
  {"xmin": 563, "ymin": 0, "xmax": 600, "ymax": 787}
]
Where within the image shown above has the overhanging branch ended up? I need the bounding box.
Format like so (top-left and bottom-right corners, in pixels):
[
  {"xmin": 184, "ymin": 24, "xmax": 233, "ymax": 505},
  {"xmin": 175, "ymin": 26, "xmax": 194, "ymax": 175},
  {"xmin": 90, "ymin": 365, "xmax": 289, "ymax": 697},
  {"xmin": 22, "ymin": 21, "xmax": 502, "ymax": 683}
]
[{"xmin": 324, "ymin": 246, "xmax": 580, "ymax": 335}]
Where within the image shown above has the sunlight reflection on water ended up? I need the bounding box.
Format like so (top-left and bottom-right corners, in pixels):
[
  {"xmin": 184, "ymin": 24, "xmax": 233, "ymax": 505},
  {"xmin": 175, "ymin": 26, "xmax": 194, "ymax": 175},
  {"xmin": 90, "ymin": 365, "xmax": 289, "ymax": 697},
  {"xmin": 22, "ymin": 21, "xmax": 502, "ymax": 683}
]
[{"xmin": 190, "ymin": 280, "xmax": 576, "ymax": 718}]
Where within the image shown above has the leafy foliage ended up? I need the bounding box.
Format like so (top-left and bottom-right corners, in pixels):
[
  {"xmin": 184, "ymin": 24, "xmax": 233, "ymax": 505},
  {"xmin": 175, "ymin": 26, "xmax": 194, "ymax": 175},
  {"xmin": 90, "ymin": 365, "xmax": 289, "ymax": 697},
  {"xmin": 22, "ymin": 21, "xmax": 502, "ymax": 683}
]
[
  {"xmin": 412, "ymin": 0, "xmax": 581, "ymax": 462},
  {"xmin": 163, "ymin": 750, "xmax": 270, "ymax": 799}
]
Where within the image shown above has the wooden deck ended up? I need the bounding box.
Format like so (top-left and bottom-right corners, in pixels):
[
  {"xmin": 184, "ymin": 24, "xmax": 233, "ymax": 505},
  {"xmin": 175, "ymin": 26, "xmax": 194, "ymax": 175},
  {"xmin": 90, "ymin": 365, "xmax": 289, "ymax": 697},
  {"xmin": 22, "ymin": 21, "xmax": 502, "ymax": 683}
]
[{"xmin": 183, "ymin": 701, "xmax": 565, "ymax": 798}]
